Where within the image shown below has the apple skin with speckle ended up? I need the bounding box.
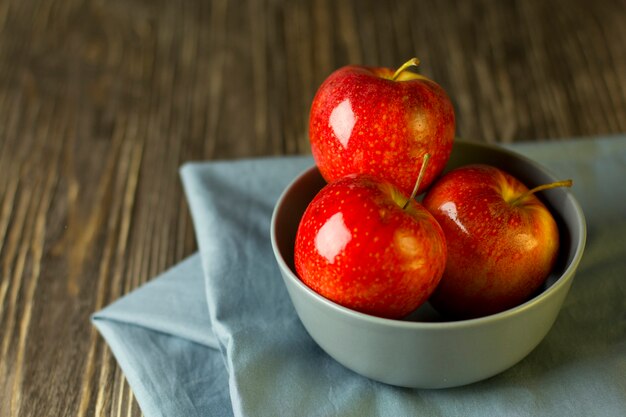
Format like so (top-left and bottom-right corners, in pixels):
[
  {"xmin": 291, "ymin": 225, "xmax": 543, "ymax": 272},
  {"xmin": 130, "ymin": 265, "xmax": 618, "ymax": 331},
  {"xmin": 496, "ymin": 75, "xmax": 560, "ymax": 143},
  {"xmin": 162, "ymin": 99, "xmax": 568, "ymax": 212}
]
[
  {"xmin": 308, "ymin": 62, "xmax": 455, "ymax": 196},
  {"xmin": 294, "ymin": 174, "xmax": 447, "ymax": 319},
  {"xmin": 422, "ymin": 165, "xmax": 560, "ymax": 319}
]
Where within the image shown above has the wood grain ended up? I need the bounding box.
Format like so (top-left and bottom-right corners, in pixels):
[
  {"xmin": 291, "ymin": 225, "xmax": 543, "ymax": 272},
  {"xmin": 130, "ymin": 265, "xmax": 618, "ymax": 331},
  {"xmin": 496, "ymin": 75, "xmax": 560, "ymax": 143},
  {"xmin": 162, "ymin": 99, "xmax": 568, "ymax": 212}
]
[{"xmin": 0, "ymin": 0, "xmax": 625, "ymax": 415}]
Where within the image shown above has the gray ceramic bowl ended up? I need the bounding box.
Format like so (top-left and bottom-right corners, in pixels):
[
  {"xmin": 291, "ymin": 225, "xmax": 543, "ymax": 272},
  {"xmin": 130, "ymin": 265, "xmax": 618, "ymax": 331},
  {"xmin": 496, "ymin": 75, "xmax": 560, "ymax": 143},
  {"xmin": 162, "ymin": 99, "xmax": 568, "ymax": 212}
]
[{"xmin": 270, "ymin": 140, "xmax": 586, "ymax": 389}]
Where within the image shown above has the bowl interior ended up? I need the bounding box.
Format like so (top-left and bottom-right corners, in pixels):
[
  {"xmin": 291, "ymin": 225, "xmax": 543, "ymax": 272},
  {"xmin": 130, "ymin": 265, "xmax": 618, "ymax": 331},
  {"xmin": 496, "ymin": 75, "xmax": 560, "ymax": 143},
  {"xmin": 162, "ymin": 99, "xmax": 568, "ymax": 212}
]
[{"xmin": 273, "ymin": 140, "xmax": 586, "ymax": 323}]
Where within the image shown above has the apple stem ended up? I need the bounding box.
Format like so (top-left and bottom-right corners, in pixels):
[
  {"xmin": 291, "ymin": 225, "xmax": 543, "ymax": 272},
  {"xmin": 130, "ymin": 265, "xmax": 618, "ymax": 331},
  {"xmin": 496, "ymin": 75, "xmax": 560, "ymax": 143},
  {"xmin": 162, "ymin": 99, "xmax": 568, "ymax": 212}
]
[
  {"xmin": 509, "ymin": 179, "xmax": 573, "ymax": 206},
  {"xmin": 403, "ymin": 153, "xmax": 431, "ymax": 210},
  {"xmin": 392, "ymin": 58, "xmax": 421, "ymax": 81}
]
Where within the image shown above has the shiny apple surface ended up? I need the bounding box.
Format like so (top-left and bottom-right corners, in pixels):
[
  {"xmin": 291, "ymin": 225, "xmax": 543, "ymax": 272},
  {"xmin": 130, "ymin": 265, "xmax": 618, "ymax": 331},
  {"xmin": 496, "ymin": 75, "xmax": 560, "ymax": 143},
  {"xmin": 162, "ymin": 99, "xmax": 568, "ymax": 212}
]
[
  {"xmin": 423, "ymin": 164, "xmax": 560, "ymax": 318},
  {"xmin": 294, "ymin": 174, "xmax": 446, "ymax": 319},
  {"xmin": 309, "ymin": 64, "xmax": 455, "ymax": 196}
]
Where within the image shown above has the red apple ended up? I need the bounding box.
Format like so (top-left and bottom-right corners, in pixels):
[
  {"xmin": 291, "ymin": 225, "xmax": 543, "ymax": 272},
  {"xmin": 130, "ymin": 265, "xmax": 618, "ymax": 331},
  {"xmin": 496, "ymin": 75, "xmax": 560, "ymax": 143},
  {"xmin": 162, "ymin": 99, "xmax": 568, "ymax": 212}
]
[
  {"xmin": 294, "ymin": 172, "xmax": 447, "ymax": 319},
  {"xmin": 309, "ymin": 58, "xmax": 455, "ymax": 196},
  {"xmin": 422, "ymin": 164, "xmax": 572, "ymax": 319}
]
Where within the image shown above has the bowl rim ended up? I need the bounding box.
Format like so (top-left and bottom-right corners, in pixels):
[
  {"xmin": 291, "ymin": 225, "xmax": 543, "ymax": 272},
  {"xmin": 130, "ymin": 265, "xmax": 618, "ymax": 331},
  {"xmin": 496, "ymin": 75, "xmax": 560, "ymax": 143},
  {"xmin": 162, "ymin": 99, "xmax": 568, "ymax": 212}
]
[{"xmin": 270, "ymin": 139, "xmax": 587, "ymax": 330}]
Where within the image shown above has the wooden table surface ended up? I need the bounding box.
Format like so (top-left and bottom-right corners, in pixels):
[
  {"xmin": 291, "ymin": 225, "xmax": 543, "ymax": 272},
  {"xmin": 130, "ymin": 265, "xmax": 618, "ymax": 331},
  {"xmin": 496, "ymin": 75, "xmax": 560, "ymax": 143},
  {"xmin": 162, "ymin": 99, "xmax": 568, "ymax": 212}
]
[{"xmin": 1, "ymin": 0, "xmax": 625, "ymax": 415}]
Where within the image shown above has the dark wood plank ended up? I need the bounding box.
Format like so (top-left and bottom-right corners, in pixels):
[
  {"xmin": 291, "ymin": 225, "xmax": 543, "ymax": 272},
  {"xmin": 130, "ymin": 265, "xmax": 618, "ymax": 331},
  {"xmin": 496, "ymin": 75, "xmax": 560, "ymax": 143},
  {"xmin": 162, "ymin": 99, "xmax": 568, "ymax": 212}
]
[{"xmin": 0, "ymin": 0, "xmax": 625, "ymax": 415}]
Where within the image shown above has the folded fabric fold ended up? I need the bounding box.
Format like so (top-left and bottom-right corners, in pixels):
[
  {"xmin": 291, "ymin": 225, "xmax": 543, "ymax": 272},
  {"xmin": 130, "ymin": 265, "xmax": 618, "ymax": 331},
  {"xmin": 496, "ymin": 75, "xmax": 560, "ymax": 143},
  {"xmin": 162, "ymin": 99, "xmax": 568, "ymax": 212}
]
[
  {"xmin": 94, "ymin": 255, "xmax": 217, "ymax": 348},
  {"xmin": 93, "ymin": 137, "xmax": 626, "ymax": 417},
  {"xmin": 92, "ymin": 255, "xmax": 232, "ymax": 417}
]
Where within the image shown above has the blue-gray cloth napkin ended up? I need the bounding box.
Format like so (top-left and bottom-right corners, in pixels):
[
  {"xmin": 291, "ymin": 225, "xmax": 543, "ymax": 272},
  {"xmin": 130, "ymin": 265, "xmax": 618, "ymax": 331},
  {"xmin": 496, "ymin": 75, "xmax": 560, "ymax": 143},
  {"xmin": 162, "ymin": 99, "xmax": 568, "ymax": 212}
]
[{"xmin": 93, "ymin": 137, "xmax": 626, "ymax": 417}]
